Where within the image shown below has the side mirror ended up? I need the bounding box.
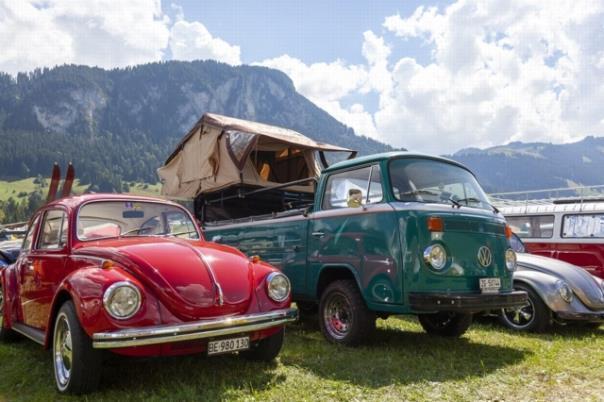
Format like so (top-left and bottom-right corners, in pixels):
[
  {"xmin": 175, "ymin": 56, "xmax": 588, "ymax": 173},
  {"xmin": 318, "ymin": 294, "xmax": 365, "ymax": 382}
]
[{"xmin": 211, "ymin": 235, "xmax": 223, "ymax": 244}]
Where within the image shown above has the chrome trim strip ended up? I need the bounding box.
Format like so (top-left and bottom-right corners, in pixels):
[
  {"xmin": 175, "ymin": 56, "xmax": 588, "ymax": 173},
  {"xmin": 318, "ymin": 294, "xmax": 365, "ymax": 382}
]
[{"xmin": 92, "ymin": 308, "xmax": 297, "ymax": 349}]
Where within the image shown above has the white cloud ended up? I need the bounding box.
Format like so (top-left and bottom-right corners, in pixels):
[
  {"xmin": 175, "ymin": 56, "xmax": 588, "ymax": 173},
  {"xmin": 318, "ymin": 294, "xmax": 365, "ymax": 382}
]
[
  {"xmin": 373, "ymin": 0, "xmax": 604, "ymax": 154},
  {"xmin": 0, "ymin": 0, "xmax": 171, "ymax": 75},
  {"xmin": 255, "ymin": 54, "xmax": 377, "ymax": 137},
  {"xmin": 0, "ymin": 0, "xmax": 241, "ymax": 74},
  {"xmin": 169, "ymin": 20, "xmax": 241, "ymax": 65},
  {"xmin": 263, "ymin": 1, "xmax": 604, "ymax": 154}
]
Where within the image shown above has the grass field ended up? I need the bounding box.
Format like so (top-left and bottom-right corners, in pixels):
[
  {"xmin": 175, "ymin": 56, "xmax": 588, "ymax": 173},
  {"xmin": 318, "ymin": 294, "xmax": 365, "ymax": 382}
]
[
  {"xmin": 0, "ymin": 178, "xmax": 161, "ymax": 202},
  {"xmin": 0, "ymin": 317, "xmax": 602, "ymax": 401}
]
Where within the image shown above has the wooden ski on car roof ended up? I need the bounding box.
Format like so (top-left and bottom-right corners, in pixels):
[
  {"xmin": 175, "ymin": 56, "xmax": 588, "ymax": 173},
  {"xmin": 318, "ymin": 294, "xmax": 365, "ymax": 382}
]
[
  {"xmin": 46, "ymin": 163, "xmax": 61, "ymax": 203},
  {"xmin": 46, "ymin": 162, "xmax": 75, "ymax": 203}
]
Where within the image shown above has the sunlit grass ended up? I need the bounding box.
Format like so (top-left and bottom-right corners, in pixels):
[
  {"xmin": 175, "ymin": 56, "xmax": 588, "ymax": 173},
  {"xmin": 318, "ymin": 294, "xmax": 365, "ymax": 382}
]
[{"xmin": 0, "ymin": 317, "xmax": 602, "ymax": 401}]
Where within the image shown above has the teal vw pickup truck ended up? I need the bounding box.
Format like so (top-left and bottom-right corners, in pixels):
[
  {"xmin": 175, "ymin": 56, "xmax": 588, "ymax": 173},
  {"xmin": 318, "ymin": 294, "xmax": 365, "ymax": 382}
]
[{"xmin": 201, "ymin": 152, "xmax": 527, "ymax": 345}]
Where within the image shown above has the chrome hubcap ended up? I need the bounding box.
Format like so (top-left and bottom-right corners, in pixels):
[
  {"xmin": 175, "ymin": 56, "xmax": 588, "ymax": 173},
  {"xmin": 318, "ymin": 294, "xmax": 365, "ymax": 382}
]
[
  {"xmin": 54, "ymin": 314, "xmax": 73, "ymax": 389},
  {"xmin": 502, "ymin": 297, "xmax": 535, "ymax": 329},
  {"xmin": 324, "ymin": 294, "xmax": 352, "ymax": 340}
]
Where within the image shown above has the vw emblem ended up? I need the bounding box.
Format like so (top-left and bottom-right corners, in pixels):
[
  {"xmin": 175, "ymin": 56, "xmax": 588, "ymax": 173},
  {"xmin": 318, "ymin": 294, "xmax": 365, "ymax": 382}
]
[{"xmin": 477, "ymin": 246, "xmax": 492, "ymax": 267}]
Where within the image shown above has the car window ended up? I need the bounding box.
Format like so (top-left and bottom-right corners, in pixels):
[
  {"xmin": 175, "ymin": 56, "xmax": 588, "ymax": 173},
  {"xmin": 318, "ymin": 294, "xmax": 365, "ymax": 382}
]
[
  {"xmin": 562, "ymin": 214, "xmax": 604, "ymax": 238},
  {"xmin": 506, "ymin": 215, "xmax": 554, "ymax": 238},
  {"xmin": 78, "ymin": 201, "xmax": 199, "ymax": 240},
  {"xmin": 322, "ymin": 165, "xmax": 383, "ymax": 210},
  {"xmin": 165, "ymin": 211, "xmax": 198, "ymax": 238},
  {"xmin": 37, "ymin": 210, "xmax": 68, "ymax": 249},
  {"xmin": 22, "ymin": 215, "xmax": 41, "ymax": 251}
]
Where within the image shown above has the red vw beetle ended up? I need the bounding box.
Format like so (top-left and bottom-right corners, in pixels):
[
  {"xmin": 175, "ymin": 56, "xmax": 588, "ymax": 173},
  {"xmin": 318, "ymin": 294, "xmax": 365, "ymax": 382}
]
[{"xmin": 0, "ymin": 194, "xmax": 297, "ymax": 394}]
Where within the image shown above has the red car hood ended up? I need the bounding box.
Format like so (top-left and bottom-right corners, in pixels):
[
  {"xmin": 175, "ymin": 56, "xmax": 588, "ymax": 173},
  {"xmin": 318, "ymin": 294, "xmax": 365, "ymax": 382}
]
[{"xmin": 73, "ymin": 237, "xmax": 254, "ymax": 320}]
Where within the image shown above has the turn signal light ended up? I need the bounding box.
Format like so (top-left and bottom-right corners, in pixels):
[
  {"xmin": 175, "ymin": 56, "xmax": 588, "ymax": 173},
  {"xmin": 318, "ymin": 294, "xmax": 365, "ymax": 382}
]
[
  {"xmin": 101, "ymin": 260, "xmax": 114, "ymax": 270},
  {"xmin": 505, "ymin": 225, "xmax": 513, "ymax": 239},
  {"xmin": 427, "ymin": 216, "xmax": 444, "ymax": 232},
  {"xmin": 250, "ymin": 255, "xmax": 261, "ymax": 263}
]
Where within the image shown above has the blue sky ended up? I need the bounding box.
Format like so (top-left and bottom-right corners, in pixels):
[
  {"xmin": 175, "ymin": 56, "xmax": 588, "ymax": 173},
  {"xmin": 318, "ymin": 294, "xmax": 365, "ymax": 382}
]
[
  {"xmin": 169, "ymin": 0, "xmax": 446, "ymax": 65},
  {"xmin": 1, "ymin": 1, "xmax": 603, "ymax": 154}
]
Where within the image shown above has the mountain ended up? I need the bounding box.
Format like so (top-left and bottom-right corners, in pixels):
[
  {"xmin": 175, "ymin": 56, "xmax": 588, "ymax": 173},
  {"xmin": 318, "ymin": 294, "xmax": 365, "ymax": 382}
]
[
  {"xmin": 448, "ymin": 137, "xmax": 604, "ymax": 194},
  {"xmin": 0, "ymin": 61, "xmax": 393, "ymax": 191}
]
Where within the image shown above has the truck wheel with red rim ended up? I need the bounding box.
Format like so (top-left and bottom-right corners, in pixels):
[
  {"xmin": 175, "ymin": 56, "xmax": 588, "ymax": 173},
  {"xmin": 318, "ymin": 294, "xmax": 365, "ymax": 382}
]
[
  {"xmin": 53, "ymin": 301, "xmax": 102, "ymax": 394},
  {"xmin": 242, "ymin": 328, "xmax": 284, "ymax": 362},
  {"xmin": 418, "ymin": 312, "xmax": 472, "ymax": 337},
  {"xmin": 498, "ymin": 283, "xmax": 551, "ymax": 332},
  {"xmin": 319, "ymin": 280, "xmax": 376, "ymax": 346}
]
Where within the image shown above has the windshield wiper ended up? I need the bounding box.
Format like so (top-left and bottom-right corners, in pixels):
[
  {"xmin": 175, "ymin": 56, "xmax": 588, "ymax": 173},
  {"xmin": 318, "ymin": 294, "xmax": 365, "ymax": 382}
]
[
  {"xmin": 456, "ymin": 197, "xmax": 482, "ymax": 204},
  {"xmin": 399, "ymin": 189, "xmax": 439, "ymax": 198},
  {"xmin": 447, "ymin": 197, "xmax": 461, "ymax": 208},
  {"xmin": 456, "ymin": 197, "xmax": 500, "ymax": 213}
]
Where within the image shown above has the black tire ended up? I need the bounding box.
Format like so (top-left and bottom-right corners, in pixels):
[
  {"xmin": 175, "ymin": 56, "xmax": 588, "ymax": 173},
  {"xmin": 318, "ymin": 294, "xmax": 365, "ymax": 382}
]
[
  {"xmin": 319, "ymin": 280, "xmax": 376, "ymax": 346},
  {"xmin": 241, "ymin": 328, "xmax": 284, "ymax": 362},
  {"xmin": 418, "ymin": 312, "xmax": 473, "ymax": 337},
  {"xmin": 498, "ymin": 283, "xmax": 552, "ymax": 332},
  {"xmin": 0, "ymin": 282, "xmax": 18, "ymax": 342},
  {"xmin": 53, "ymin": 301, "xmax": 102, "ymax": 394}
]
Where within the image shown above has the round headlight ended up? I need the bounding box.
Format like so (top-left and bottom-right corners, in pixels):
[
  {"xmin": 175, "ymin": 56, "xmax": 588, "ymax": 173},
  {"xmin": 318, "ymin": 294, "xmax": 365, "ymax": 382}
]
[
  {"xmin": 505, "ymin": 249, "xmax": 517, "ymax": 271},
  {"xmin": 423, "ymin": 244, "xmax": 447, "ymax": 270},
  {"xmin": 556, "ymin": 280, "xmax": 573, "ymax": 303},
  {"xmin": 266, "ymin": 272, "xmax": 291, "ymax": 302},
  {"xmin": 103, "ymin": 282, "xmax": 142, "ymax": 319}
]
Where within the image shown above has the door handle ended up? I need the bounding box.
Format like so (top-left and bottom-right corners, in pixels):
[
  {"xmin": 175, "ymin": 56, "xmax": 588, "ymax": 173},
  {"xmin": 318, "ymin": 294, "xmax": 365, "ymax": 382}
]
[{"xmin": 311, "ymin": 231, "xmax": 325, "ymax": 238}]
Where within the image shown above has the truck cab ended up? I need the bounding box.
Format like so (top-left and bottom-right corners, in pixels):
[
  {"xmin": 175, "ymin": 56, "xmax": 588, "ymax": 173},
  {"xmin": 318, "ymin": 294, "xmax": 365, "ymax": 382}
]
[{"xmin": 201, "ymin": 152, "xmax": 527, "ymax": 344}]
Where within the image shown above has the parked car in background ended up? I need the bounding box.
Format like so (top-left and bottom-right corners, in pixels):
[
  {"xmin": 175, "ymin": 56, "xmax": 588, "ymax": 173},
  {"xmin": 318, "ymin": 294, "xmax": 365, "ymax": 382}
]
[
  {"xmin": 498, "ymin": 233, "xmax": 604, "ymax": 332},
  {"xmin": 0, "ymin": 194, "xmax": 297, "ymax": 394},
  {"xmin": 159, "ymin": 114, "xmax": 528, "ymax": 346},
  {"xmin": 502, "ymin": 200, "xmax": 604, "ymax": 279},
  {"xmin": 0, "ymin": 242, "xmax": 20, "ymax": 268}
]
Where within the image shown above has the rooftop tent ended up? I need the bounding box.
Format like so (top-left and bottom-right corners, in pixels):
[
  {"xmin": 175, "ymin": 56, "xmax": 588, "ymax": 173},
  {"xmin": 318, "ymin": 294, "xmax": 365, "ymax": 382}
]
[{"xmin": 158, "ymin": 113, "xmax": 356, "ymax": 200}]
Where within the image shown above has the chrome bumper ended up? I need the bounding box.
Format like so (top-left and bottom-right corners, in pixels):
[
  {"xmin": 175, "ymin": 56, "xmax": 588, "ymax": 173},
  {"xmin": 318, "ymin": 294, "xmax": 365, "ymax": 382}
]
[{"xmin": 92, "ymin": 308, "xmax": 298, "ymax": 349}]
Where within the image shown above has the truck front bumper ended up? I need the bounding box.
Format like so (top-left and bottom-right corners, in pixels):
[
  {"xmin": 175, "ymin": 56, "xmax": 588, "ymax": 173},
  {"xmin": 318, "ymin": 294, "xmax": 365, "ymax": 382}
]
[
  {"xmin": 409, "ymin": 291, "xmax": 527, "ymax": 313},
  {"xmin": 92, "ymin": 308, "xmax": 298, "ymax": 349}
]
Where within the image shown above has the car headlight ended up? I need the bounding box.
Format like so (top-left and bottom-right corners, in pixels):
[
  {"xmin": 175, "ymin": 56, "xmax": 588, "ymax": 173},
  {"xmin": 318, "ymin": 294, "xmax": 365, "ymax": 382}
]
[
  {"xmin": 423, "ymin": 244, "xmax": 447, "ymax": 270},
  {"xmin": 266, "ymin": 272, "xmax": 291, "ymax": 302},
  {"xmin": 505, "ymin": 249, "xmax": 517, "ymax": 271},
  {"xmin": 103, "ymin": 281, "xmax": 142, "ymax": 319},
  {"xmin": 556, "ymin": 280, "xmax": 573, "ymax": 303}
]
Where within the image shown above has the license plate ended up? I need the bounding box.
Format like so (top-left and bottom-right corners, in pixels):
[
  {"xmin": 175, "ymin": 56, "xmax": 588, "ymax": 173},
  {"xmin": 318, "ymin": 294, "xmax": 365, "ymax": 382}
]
[
  {"xmin": 479, "ymin": 277, "xmax": 501, "ymax": 293},
  {"xmin": 207, "ymin": 336, "xmax": 250, "ymax": 356}
]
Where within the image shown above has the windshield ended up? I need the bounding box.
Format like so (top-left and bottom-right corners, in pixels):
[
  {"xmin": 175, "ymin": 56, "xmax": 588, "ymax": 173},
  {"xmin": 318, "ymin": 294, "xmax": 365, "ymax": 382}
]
[
  {"xmin": 389, "ymin": 158, "xmax": 492, "ymax": 210},
  {"xmin": 77, "ymin": 201, "xmax": 200, "ymax": 241}
]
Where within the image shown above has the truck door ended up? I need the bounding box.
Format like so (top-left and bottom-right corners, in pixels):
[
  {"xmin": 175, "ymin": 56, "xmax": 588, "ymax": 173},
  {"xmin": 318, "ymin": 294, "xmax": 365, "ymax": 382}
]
[{"xmin": 309, "ymin": 164, "xmax": 403, "ymax": 304}]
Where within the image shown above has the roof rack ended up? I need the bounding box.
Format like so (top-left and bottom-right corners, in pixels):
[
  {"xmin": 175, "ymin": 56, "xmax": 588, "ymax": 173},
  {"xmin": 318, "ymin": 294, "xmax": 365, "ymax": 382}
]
[{"xmin": 489, "ymin": 184, "xmax": 604, "ymax": 209}]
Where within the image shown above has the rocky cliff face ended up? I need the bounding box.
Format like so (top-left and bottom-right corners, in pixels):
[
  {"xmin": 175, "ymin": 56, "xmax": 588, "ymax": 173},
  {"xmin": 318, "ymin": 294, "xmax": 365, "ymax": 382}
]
[{"xmin": 0, "ymin": 61, "xmax": 392, "ymax": 188}]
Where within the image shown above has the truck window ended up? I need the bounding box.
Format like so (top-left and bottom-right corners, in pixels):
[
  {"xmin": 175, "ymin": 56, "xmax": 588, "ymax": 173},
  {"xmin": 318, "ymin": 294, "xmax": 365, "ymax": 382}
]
[
  {"xmin": 322, "ymin": 165, "xmax": 383, "ymax": 210},
  {"xmin": 506, "ymin": 215, "xmax": 554, "ymax": 238},
  {"xmin": 562, "ymin": 214, "xmax": 604, "ymax": 238}
]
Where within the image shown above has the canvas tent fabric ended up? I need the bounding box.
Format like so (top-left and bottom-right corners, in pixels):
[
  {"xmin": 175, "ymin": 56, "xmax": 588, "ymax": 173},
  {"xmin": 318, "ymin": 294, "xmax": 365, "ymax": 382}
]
[{"xmin": 158, "ymin": 113, "xmax": 355, "ymax": 198}]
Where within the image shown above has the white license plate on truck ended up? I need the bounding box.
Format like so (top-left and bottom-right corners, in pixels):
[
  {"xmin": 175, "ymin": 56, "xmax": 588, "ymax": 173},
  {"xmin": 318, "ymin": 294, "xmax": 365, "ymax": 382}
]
[
  {"xmin": 479, "ymin": 277, "xmax": 501, "ymax": 293},
  {"xmin": 207, "ymin": 336, "xmax": 250, "ymax": 355}
]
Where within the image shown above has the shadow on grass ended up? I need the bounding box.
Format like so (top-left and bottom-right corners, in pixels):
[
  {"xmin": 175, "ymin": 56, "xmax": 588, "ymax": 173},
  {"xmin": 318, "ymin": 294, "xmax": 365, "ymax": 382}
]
[
  {"xmin": 475, "ymin": 314, "xmax": 604, "ymax": 340},
  {"xmin": 0, "ymin": 339, "xmax": 285, "ymax": 401},
  {"xmin": 283, "ymin": 319, "xmax": 530, "ymax": 388}
]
